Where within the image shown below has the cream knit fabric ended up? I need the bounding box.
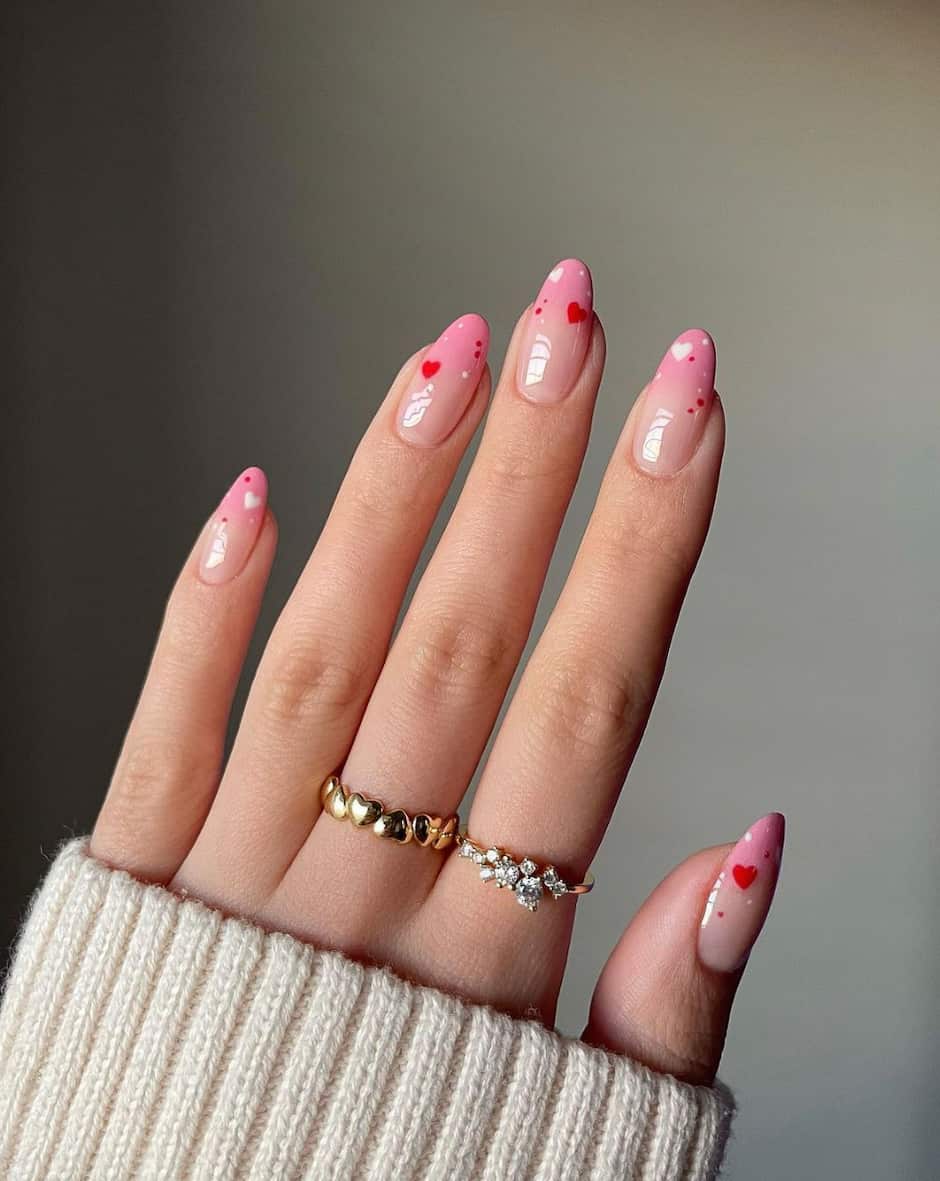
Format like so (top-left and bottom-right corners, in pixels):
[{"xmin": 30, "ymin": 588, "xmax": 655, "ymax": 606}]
[{"xmin": 0, "ymin": 842, "xmax": 733, "ymax": 1180}]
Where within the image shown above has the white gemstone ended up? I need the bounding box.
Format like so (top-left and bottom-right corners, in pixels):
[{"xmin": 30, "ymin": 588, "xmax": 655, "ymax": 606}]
[
  {"xmin": 494, "ymin": 858, "xmax": 520, "ymax": 889},
  {"xmin": 459, "ymin": 843, "xmax": 475, "ymax": 858},
  {"xmin": 480, "ymin": 867, "xmax": 495, "ymax": 882},
  {"xmin": 472, "ymin": 852, "xmax": 486, "ymax": 865},
  {"xmin": 519, "ymin": 859, "xmax": 537, "ymax": 877},
  {"xmin": 543, "ymin": 867, "xmax": 568, "ymax": 897},
  {"xmin": 486, "ymin": 848, "xmax": 500, "ymax": 863},
  {"xmin": 515, "ymin": 876, "xmax": 543, "ymax": 911}
]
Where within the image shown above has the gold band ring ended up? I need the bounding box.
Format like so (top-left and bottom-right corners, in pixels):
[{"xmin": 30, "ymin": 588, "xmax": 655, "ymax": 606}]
[
  {"xmin": 456, "ymin": 834, "xmax": 594, "ymax": 912},
  {"xmin": 320, "ymin": 775, "xmax": 459, "ymax": 849}
]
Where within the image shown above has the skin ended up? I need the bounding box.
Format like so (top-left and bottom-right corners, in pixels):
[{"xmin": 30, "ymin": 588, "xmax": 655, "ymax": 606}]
[{"xmin": 91, "ymin": 274, "xmax": 756, "ymax": 1089}]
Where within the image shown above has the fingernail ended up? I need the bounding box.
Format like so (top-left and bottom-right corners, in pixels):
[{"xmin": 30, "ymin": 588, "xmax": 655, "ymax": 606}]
[
  {"xmin": 396, "ymin": 314, "xmax": 489, "ymax": 446},
  {"xmin": 199, "ymin": 467, "xmax": 268, "ymax": 585},
  {"xmin": 516, "ymin": 258, "xmax": 593, "ymax": 403},
  {"xmin": 633, "ymin": 329, "xmax": 717, "ymax": 475},
  {"xmin": 698, "ymin": 812, "xmax": 785, "ymax": 973}
]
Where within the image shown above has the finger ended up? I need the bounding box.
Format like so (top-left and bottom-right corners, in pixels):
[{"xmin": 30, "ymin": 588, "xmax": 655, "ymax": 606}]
[
  {"xmin": 281, "ymin": 262, "xmax": 601, "ymax": 937},
  {"xmin": 585, "ymin": 813, "xmax": 785, "ymax": 1084},
  {"xmin": 428, "ymin": 331, "xmax": 723, "ymax": 1013},
  {"xmin": 176, "ymin": 318, "xmax": 491, "ymax": 908},
  {"xmin": 91, "ymin": 467, "xmax": 276, "ymax": 882},
  {"xmin": 349, "ymin": 261, "xmax": 597, "ymax": 833}
]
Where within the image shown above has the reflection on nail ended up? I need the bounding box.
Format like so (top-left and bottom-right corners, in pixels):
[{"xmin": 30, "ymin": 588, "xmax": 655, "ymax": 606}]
[
  {"xmin": 524, "ymin": 334, "xmax": 553, "ymax": 388},
  {"xmin": 641, "ymin": 407, "xmax": 675, "ymax": 464}
]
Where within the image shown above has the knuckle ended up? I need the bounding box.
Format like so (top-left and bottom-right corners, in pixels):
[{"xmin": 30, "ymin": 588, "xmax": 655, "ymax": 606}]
[
  {"xmin": 260, "ymin": 639, "xmax": 369, "ymax": 729},
  {"xmin": 592, "ymin": 504, "xmax": 693, "ymax": 583},
  {"xmin": 104, "ymin": 735, "xmax": 218, "ymax": 836},
  {"xmin": 402, "ymin": 610, "xmax": 520, "ymax": 706},
  {"xmin": 532, "ymin": 656, "xmax": 649, "ymax": 758},
  {"xmin": 483, "ymin": 437, "xmax": 578, "ymax": 497}
]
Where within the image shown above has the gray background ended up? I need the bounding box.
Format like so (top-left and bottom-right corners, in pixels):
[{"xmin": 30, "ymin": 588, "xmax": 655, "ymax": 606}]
[{"xmin": 4, "ymin": 2, "xmax": 939, "ymax": 1178}]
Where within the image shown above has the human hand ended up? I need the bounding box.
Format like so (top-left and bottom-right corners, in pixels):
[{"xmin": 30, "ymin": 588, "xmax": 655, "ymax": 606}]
[{"xmin": 91, "ymin": 259, "xmax": 782, "ymax": 1088}]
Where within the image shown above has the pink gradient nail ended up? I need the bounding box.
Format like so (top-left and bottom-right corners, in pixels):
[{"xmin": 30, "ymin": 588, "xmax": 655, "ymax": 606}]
[
  {"xmin": 198, "ymin": 467, "xmax": 268, "ymax": 585},
  {"xmin": 633, "ymin": 329, "xmax": 717, "ymax": 476},
  {"xmin": 516, "ymin": 259, "xmax": 593, "ymax": 403},
  {"xmin": 698, "ymin": 812, "xmax": 785, "ymax": 973},
  {"xmin": 396, "ymin": 314, "xmax": 489, "ymax": 446}
]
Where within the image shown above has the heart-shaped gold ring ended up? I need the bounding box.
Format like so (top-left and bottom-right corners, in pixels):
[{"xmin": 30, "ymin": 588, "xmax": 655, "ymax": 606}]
[{"xmin": 318, "ymin": 773, "xmax": 459, "ymax": 852}]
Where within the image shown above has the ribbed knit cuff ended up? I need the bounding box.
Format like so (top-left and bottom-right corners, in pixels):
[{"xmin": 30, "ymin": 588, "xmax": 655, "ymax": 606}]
[{"xmin": 0, "ymin": 842, "xmax": 733, "ymax": 1180}]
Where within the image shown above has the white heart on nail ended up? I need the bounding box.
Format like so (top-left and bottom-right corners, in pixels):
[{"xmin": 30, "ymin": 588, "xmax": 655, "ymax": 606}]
[
  {"xmin": 547, "ymin": 266, "xmax": 564, "ymax": 283},
  {"xmin": 244, "ymin": 491, "xmax": 262, "ymax": 510},
  {"xmin": 670, "ymin": 341, "xmax": 693, "ymax": 361}
]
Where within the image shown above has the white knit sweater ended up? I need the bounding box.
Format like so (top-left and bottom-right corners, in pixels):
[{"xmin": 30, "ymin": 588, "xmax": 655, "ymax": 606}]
[{"xmin": 0, "ymin": 843, "xmax": 733, "ymax": 1180}]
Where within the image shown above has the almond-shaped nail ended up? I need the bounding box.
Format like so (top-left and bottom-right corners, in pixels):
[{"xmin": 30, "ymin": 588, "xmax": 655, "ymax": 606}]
[
  {"xmin": 199, "ymin": 467, "xmax": 268, "ymax": 585},
  {"xmin": 396, "ymin": 314, "xmax": 489, "ymax": 446},
  {"xmin": 699, "ymin": 812, "xmax": 785, "ymax": 973},
  {"xmin": 516, "ymin": 259, "xmax": 593, "ymax": 403},
  {"xmin": 634, "ymin": 329, "xmax": 716, "ymax": 475}
]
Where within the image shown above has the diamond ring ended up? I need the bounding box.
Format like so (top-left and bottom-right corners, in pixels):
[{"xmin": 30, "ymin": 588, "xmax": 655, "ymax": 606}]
[{"xmin": 456, "ymin": 835, "xmax": 594, "ymax": 912}]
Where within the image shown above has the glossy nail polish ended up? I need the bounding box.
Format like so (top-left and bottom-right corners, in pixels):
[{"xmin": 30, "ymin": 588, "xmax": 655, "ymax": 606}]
[
  {"xmin": 633, "ymin": 329, "xmax": 716, "ymax": 475},
  {"xmin": 199, "ymin": 467, "xmax": 268, "ymax": 585},
  {"xmin": 397, "ymin": 314, "xmax": 489, "ymax": 446},
  {"xmin": 698, "ymin": 812, "xmax": 785, "ymax": 973},
  {"xmin": 516, "ymin": 259, "xmax": 593, "ymax": 403}
]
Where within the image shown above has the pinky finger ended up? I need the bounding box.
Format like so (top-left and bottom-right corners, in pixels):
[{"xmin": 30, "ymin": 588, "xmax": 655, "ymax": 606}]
[
  {"xmin": 584, "ymin": 813, "xmax": 785, "ymax": 1085},
  {"xmin": 90, "ymin": 467, "xmax": 276, "ymax": 882}
]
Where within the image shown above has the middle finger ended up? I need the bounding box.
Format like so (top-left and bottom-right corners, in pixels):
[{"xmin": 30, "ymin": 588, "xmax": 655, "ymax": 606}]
[{"xmin": 273, "ymin": 260, "xmax": 602, "ymax": 939}]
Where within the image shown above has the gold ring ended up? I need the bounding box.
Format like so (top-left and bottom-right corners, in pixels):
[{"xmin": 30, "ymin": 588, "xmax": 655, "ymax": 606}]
[
  {"xmin": 456, "ymin": 834, "xmax": 594, "ymax": 912},
  {"xmin": 320, "ymin": 775, "xmax": 459, "ymax": 849}
]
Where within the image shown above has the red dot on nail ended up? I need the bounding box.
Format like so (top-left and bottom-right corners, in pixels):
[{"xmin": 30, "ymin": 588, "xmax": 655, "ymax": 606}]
[
  {"xmin": 535, "ymin": 307, "xmax": 542, "ymax": 314},
  {"xmin": 688, "ymin": 355, "xmax": 695, "ymax": 362},
  {"xmin": 475, "ymin": 340, "xmax": 482, "ymax": 347},
  {"xmin": 244, "ymin": 475, "xmax": 251, "ymax": 482},
  {"xmin": 221, "ymin": 516, "xmax": 228, "ymax": 523},
  {"xmin": 474, "ymin": 350, "xmax": 480, "ymax": 358},
  {"xmin": 697, "ymin": 397, "xmax": 705, "ymax": 406},
  {"xmin": 687, "ymin": 407, "xmax": 694, "ymax": 414},
  {"xmin": 717, "ymin": 911, "xmax": 724, "ymax": 918}
]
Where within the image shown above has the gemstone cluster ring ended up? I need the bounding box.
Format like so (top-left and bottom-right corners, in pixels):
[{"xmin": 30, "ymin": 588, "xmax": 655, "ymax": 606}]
[{"xmin": 456, "ymin": 835, "xmax": 594, "ymax": 912}]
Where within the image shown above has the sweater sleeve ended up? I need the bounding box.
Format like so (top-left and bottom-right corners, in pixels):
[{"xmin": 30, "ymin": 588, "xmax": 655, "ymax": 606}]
[{"xmin": 0, "ymin": 842, "xmax": 733, "ymax": 1180}]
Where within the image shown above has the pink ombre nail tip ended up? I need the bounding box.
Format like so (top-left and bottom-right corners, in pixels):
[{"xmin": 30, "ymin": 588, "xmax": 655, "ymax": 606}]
[
  {"xmin": 516, "ymin": 258, "xmax": 593, "ymax": 404},
  {"xmin": 198, "ymin": 466, "xmax": 268, "ymax": 585},
  {"xmin": 634, "ymin": 328, "xmax": 717, "ymax": 476},
  {"xmin": 698, "ymin": 811, "xmax": 785, "ymax": 973},
  {"xmin": 397, "ymin": 313, "xmax": 490, "ymax": 446}
]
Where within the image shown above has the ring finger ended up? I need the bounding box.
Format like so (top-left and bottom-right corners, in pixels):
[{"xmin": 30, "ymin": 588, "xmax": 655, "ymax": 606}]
[{"xmin": 428, "ymin": 330, "xmax": 725, "ymax": 1016}]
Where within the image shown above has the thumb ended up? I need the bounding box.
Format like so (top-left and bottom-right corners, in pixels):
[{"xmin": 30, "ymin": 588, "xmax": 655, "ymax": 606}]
[{"xmin": 583, "ymin": 812, "xmax": 785, "ymax": 1084}]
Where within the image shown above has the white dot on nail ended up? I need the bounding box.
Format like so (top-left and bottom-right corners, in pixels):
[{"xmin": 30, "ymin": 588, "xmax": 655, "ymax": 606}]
[
  {"xmin": 745, "ymin": 832, "xmax": 753, "ymax": 841},
  {"xmin": 461, "ymin": 370, "xmax": 470, "ymax": 378}
]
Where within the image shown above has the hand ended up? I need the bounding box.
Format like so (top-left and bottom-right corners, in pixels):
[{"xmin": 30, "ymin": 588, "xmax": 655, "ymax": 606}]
[{"xmin": 91, "ymin": 259, "xmax": 782, "ymax": 1087}]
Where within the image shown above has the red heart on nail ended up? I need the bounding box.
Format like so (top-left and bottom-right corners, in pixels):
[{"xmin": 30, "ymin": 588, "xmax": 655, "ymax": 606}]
[
  {"xmin": 421, "ymin": 360, "xmax": 441, "ymax": 379},
  {"xmin": 567, "ymin": 301, "xmax": 588, "ymax": 324},
  {"xmin": 732, "ymin": 864, "xmax": 758, "ymax": 890}
]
